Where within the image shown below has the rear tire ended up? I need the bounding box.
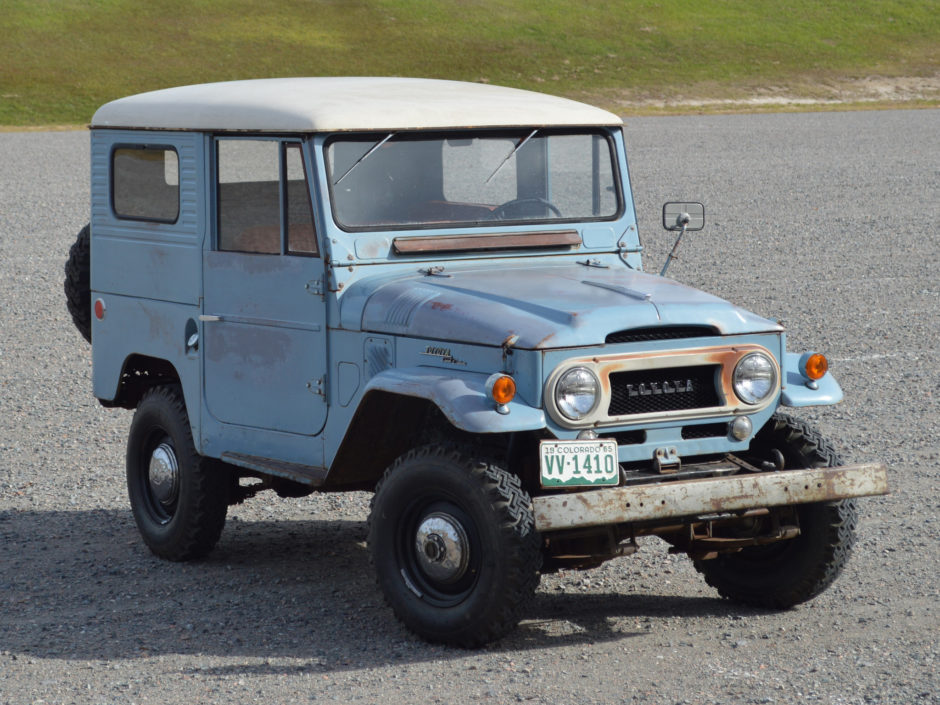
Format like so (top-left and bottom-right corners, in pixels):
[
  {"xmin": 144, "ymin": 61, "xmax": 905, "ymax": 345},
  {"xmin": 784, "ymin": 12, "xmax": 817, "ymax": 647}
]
[
  {"xmin": 126, "ymin": 386, "xmax": 228, "ymax": 561},
  {"xmin": 693, "ymin": 413, "xmax": 858, "ymax": 608},
  {"xmin": 64, "ymin": 223, "xmax": 91, "ymax": 343},
  {"xmin": 368, "ymin": 445, "xmax": 541, "ymax": 647}
]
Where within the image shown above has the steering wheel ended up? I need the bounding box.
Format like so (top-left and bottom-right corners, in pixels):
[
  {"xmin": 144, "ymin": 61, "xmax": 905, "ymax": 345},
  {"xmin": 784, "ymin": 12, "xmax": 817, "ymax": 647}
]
[{"xmin": 492, "ymin": 197, "xmax": 563, "ymax": 220}]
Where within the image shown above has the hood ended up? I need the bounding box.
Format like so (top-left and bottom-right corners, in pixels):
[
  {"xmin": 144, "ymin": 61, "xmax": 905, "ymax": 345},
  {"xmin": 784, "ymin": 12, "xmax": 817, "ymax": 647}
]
[{"xmin": 341, "ymin": 263, "xmax": 781, "ymax": 349}]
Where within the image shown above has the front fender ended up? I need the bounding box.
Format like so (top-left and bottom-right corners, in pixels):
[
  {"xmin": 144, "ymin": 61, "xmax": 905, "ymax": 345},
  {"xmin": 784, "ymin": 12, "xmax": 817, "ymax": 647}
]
[
  {"xmin": 780, "ymin": 352, "xmax": 844, "ymax": 407},
  {"xmin": 363, "ymin": 368, "xmax": 546, "ymax": 433}
]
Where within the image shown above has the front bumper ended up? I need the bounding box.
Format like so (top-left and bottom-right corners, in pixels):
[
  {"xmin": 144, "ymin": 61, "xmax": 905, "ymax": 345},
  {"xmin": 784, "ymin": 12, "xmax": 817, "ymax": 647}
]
[{"xmin": 532, "ymin": 462, "xmax": 888, "ymax": 532}]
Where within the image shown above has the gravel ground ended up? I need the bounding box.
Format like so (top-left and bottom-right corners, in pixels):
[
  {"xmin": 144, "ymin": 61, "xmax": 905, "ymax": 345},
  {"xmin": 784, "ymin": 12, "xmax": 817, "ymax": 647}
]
[{"xmin": 1, "ymin": 110, "xmax": 938, "ymax": 705}]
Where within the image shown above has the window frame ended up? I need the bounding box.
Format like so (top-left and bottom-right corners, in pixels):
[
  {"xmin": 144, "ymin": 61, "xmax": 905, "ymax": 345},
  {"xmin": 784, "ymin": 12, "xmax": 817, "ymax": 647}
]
[
  {"xmin": 323, "ymin": 127, "xmax": 624, "ymax": 233},
  {"xmin": 214, "ymin": 136, "xmax": 319, "ymax": 257},
  {"xmin": 283, "ymin": 142, "xmax": 319, "ymax": 257},
  {"xmin": 109, "ymin": 144, "xmax": 181, "ymax": 224}
]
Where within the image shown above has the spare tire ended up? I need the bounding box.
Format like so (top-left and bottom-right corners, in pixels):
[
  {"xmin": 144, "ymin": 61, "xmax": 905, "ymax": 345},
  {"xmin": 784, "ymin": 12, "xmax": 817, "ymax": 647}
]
[{"xmin": 64, "ymin": 224, "xmax": 91, "ymax": 343}]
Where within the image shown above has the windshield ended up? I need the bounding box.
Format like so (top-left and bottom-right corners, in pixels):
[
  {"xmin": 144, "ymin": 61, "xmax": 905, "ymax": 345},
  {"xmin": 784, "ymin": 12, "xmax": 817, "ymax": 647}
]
[{"xmin": 325, "ymin": 129, "xmax": 620, "ymax": 230}]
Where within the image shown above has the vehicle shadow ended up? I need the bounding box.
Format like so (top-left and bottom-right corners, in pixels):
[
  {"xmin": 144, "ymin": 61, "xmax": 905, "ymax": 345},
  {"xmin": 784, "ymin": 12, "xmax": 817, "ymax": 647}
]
[{"xmin": 0, "ymin": 508, "xmax": 768, "ymax": 673}]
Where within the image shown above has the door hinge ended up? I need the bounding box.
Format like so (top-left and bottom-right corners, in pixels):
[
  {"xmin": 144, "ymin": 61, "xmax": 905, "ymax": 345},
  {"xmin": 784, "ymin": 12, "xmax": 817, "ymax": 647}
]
[{"xmin": 305, "ymin": 279, "xmax": 323, "ymax": 295}]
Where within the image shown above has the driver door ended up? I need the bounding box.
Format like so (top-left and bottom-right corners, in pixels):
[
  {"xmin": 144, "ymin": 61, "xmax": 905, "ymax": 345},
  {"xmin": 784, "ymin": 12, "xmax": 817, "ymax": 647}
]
[{"xmin": 202, "ymin": 138, "xmax": 328, "ymax": 436}]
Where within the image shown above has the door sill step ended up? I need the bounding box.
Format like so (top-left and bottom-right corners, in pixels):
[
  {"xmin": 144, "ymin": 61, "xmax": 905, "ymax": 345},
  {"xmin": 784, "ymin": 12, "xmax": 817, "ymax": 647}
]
[{"xmin": 221, "ymin": 452, "xmax": 328, "ymax": 487}]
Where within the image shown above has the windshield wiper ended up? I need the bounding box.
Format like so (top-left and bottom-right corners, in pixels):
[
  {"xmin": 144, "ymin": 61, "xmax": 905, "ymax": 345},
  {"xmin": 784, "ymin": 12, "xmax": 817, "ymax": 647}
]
[
  {"xmin": 333, "ymin": 133, "xmax": 395, "ymax": 185},
  {"xmin": 485, "ymin": 129, "xmax": 537, "ymax": 184}
]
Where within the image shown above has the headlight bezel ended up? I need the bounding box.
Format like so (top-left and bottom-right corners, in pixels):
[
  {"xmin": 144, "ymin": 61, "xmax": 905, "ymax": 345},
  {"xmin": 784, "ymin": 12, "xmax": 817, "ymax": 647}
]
[
  {"xmin": 732, "ymin": 351, "xmax": 778, "ymax": 405},
  {"xmin": 553, "ymin": 366, "xmax": 601, "ymax": 421}
]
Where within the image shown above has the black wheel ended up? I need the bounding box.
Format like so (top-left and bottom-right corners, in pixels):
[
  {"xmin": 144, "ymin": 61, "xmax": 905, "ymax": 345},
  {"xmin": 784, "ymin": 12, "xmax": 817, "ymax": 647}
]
[
  {"xmin": 64, "ymin": 223, "xmax": 91, "ymax": 343},
  {"xmin": 126, "ymin": 386, "xmax": 228, "ymax": 561},
  {"xmin": 368, "ymin": 445, "xmax": 542, "ymax": 647},
  {"xmin": 492, "ymin": 197, "xmax": 562, "ymax": 220},
  {"xmin": 693, "ymin": 412, "xmax": 858, "ymax": 608}
]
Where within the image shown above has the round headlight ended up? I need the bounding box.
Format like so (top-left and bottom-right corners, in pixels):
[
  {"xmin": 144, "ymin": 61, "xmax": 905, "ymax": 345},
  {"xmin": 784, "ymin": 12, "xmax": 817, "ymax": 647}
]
[
  {"xmin": 554, "ymin": 367, "xmax": 599, "ymax": 421},
  {"xmin": 733, "ymin": 353, "xmax": 777, "ymax": 405}
]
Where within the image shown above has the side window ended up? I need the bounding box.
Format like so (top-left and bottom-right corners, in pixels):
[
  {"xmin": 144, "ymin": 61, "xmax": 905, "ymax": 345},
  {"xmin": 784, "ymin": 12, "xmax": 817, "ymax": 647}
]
[
  {"xmin": 217, "ymin": 140, "xmax": 280, "ymax": 254},
  {"xmin": 285, "ymin": 144, "xmax": 317, "ymax": 255},
  {"xmin": 112, "ymin": 146, "xmax": 179, "ymax": 222},
  {"xmin": 217, "ymin": 139, "xmax": 318, "ymax": 256}
]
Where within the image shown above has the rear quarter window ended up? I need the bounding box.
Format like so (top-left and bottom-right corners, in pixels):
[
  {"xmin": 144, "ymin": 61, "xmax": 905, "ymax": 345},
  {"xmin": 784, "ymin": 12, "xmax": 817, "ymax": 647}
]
[{"xmin": 112, "ymin": 146, "xmax": 180, "ymax": 222}]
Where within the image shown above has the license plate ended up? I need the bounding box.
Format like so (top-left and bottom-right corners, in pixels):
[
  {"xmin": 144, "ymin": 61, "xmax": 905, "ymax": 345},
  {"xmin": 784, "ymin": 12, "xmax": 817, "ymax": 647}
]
[{"xmin": 539, "ymin": 439, "xmax": 619, "ymax": 488}]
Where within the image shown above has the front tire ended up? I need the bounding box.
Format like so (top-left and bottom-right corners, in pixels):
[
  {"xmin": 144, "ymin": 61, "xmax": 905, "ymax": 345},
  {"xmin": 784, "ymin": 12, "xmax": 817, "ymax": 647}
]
[
  {"xmin": 368, "ymin": 445, "xmax": 541, "ymax": 647},
  {"xmin": 693, "ymin": 413, "xmax": 858, "ymax": 608},
  {"xmin": 126, "ymin": 386, "xmax": 228, "ymax": 561}
]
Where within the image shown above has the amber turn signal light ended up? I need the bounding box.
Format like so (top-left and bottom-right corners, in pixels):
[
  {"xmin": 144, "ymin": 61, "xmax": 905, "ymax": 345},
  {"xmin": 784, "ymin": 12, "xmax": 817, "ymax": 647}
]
[
  {"xmin": 803, "ymin": 352, "xmax": 828, "ymax": 381},
  {"xmin": 487, "ymin": 374, "xmax": 516, "ymax": 405}
]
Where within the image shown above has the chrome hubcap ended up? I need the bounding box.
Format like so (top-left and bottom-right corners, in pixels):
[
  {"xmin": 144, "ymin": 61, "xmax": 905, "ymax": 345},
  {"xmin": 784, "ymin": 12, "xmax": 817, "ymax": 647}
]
[
  {"xmin": 148, "ymin": 442, "xmax": 179, "ymax": 508},
  {"xmin": 414, "ymin": 512, "xmax": 470, "ymax": 583}
]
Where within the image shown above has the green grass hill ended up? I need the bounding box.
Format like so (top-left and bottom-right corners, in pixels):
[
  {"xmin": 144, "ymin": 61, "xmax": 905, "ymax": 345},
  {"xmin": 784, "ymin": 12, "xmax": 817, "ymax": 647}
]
[{"xmin": 2, "ymin": 0, "xmax": 938, "ymax": 125}]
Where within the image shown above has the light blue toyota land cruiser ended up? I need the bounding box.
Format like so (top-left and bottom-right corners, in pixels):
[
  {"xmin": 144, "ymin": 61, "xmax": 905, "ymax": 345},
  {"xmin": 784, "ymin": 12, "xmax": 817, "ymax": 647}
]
[{"xmin": 65, "ymin": 78, "xmax": 887, "ymax": 647}]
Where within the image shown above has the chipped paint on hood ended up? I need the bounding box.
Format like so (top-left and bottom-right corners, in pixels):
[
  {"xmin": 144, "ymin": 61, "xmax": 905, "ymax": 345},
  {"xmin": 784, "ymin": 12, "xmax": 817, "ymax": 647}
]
[{"xmin": 343, "ymin": 264, "xmax": 781, "ymax": 349}]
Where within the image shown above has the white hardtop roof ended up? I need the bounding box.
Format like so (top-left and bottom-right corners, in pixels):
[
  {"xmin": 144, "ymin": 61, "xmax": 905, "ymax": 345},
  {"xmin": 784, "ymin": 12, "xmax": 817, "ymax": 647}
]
[{"xmin": 90, "ymin": 77, "xmax": 622, "ymax": 132}]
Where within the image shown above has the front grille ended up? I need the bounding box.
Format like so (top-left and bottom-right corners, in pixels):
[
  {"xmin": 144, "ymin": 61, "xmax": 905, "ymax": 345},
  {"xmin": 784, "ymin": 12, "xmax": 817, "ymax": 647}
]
[
  {"xmin": 606, "ymin": 326, "xmax": 718, "ymax": 344},
  {"xmin": 608, "ymin": 365, "xmax": 721, "ymax": 416}
]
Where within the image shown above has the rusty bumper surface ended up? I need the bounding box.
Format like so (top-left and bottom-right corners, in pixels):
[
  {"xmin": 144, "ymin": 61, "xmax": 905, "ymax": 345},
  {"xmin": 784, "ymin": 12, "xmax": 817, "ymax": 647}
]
[{"xmin": 532, "ymin": 462, "xmax": 888, "ymax": 532}]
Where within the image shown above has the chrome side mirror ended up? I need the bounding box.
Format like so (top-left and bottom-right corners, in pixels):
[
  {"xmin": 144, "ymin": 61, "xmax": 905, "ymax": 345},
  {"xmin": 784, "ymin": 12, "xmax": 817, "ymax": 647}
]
[
  {"xmin": 660, "ymin": 201, "xmax": 705, "ymax": 277},
  {"xmin": 662, "ymin": 201, "xmax": 705, "ymax": 231}
]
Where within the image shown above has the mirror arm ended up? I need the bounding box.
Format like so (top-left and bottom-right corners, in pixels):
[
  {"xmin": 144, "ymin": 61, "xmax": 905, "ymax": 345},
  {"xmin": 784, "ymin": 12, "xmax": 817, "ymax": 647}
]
[{"xmin": 660, "ymin": 213, "xmax": 690, "ymax": 277}]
